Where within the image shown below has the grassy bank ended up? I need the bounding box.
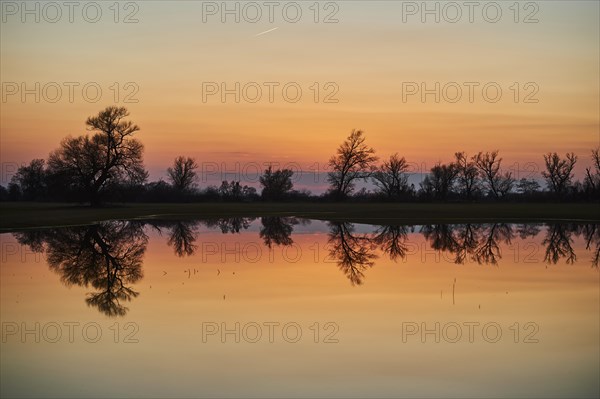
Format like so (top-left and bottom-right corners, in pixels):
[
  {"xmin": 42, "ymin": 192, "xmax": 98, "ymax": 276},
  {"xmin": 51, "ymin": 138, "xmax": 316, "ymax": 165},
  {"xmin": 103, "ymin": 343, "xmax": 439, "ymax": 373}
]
[{"xmin": 0, "ymin": 202, "xmax": 597, "ymax": 232}]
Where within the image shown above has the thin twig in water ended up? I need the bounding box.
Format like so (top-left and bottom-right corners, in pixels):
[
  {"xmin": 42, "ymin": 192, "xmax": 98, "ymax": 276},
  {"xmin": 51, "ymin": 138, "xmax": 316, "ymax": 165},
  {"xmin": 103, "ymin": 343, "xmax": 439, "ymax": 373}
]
[{"xmin": 452, "ymin": 278, "xmax": 456, "ymax": 305}]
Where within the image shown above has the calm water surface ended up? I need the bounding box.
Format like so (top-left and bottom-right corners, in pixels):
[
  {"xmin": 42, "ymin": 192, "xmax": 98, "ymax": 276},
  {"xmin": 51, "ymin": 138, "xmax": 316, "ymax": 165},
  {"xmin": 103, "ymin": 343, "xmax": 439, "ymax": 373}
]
[{"xmin": 1, "ymin": 218, "xmax": 599, "ymax": 398}]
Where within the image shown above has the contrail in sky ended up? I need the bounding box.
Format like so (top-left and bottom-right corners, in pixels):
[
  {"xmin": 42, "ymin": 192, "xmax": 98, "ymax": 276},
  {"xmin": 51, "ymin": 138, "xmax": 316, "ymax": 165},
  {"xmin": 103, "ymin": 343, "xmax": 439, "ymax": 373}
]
[{"xmin": 254, "ymin": 27, "xmax": 279, "ymax": 37}]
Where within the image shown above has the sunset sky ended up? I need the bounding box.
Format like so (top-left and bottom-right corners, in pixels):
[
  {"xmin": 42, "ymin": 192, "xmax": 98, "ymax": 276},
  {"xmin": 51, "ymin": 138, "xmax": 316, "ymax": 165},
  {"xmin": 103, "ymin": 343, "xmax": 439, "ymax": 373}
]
[{"xmin": 1, "ymin": 1, "xmax": 599, "ymax": 190}]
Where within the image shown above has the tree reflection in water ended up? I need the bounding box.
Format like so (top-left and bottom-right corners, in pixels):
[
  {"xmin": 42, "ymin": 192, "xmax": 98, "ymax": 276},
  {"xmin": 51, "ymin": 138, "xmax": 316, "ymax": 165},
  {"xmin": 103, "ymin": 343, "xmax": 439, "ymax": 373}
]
[
  {"xmin": 204, "ymin": 217, "xmax": 255, "ymax": 234},
  {"xmin": 327, "ymin": 222, "xmax": 377, "ymax": 285},
  {"xmin": 516, "ymin": 223, "xmax": 543, "ymax": 239},
  {"xmin": 372, "ymin": 225, "xmax": 411, "ymax": 262},
  {"xmin": 153, "ymin": 220, "xmax": 201, "ymax": 257},
  {"xmin": 15, "ymin": 221, "xmax": 147, "ymax": 317},
  {"xmin": 451, "ymin": 224, "xmax": 480, "ymax": 264},
  {"xmin": 543, "ymin": 224, "xmax": 577, "ymax": 265},
  {"xmin": 472, "ymin": 224, "xmax": 514, "ymax": 266},
  {"xmin": 583, "ymin": 224, "xmax": 600, "ymax": 268},
  {"xmin": 259, "ymin": 217, "xmax": 310, "ymax": 248},
  {"xmin": 260, "ymin": 217, "xmax": 294, "ymax": 247}
]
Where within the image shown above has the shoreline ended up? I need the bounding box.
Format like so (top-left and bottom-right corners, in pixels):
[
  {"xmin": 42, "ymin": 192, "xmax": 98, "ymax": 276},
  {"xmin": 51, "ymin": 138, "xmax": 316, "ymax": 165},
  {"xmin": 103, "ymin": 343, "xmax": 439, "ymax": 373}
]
[{"xmin": 1, "ymin": 202, "xmax": 598, "ymax": 232}]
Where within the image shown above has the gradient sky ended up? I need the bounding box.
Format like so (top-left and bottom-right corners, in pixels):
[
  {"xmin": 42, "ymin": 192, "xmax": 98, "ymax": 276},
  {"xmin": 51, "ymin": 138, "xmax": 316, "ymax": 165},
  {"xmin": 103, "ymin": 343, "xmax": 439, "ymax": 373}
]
[{"xmin": 1, "ymin": 1, "xmax": 599, "ymax": 190}]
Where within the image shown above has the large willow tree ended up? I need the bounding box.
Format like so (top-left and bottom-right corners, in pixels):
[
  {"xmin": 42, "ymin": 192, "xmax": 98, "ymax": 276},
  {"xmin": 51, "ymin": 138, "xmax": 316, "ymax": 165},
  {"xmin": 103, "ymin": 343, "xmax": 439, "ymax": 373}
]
[{"xmin": 48, "ymin": 106, "xmax": 148, "ymax": 206}]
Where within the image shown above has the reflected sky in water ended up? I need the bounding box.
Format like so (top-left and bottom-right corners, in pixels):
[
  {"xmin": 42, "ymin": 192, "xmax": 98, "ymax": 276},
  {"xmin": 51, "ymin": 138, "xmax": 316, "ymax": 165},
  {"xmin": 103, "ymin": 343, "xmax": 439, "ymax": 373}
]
[{"xmin": 1, "ymin": 219, "xmax": 599, "ymax": 398}]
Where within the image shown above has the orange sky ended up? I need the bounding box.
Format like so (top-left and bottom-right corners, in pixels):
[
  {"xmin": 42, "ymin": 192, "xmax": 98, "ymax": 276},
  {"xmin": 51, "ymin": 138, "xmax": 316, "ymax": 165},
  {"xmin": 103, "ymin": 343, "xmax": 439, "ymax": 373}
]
[{"xmin": 1, "ymin": 1, "xmax": 599, "ymax": 185}]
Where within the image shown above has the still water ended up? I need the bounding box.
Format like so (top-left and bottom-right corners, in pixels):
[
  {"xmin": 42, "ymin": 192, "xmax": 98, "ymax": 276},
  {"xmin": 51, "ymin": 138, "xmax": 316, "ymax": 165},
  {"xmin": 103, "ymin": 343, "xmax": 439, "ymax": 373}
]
[{"xmin": 1, "ymin": 219, "xmax": 599, "ymax": 398}]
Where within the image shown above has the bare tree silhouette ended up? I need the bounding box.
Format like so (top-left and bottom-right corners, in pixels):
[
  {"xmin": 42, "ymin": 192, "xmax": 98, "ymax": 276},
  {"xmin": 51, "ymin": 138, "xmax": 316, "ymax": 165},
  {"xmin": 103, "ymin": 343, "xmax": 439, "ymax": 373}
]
[
  {"xmin": 474, "ymin": 151, "xmax": 514, "ymax": 198},
  {"xmin": 167, "ymin": 156, "xmax": 198, "ymax": 192},
  {"xmin": 584, "ymin": 147, "xmax": 600, "ymax": 195},
  {"xmin": 542, "ymin": 152, "xmax": 577, "ymax": 197},
  {"xmin": 371, "ymin": 154, "xmax": 410, "ymax": 199},
  {"xmin": 454, "ymin": 152, "xmax": 480, "ymax": 199},
  {"xmin": 328, "ymin": 130, "xmax": 378, "ymax": 199}
]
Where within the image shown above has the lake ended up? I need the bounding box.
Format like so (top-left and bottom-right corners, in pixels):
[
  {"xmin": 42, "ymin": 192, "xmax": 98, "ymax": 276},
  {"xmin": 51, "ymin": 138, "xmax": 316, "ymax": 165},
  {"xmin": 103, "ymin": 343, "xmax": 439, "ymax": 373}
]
[{"xmin": 1, "ymin": 218, "xmax": 598, "ymax": 398}]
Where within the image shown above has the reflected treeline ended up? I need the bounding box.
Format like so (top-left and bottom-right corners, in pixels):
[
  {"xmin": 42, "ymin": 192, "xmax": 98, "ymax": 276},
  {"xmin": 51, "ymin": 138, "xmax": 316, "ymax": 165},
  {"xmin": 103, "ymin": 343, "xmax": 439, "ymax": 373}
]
[
  {"xmin": 421, "ymin": 223, "xmax": 599, "ymax": 268},
  {"xmin": 329, "ymin": 222, "xmax": 598, "ymax": 284},
  {"xmin": 12, "ymin": 219, "xmax": 599, "ymax": 316},
  {"xmin": 421, "ymin": 224, "xmax": 515, "ymax": 266},
  {"xmin": 149, "ymin": 216, "xmax": 309, "ymax": 255},
  {"xmin": 14, "ymin": 221, "xmax": 147, "ymax": 317},
  {"xmin": 205, "ymin": 217, "xmax": 254, "ymax": 234}
]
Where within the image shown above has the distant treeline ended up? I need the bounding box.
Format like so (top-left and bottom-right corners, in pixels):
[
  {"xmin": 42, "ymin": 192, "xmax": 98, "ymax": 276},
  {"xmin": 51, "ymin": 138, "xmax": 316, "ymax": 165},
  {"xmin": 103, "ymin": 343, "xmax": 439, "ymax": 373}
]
[{"xmin": 2, "ymin": 106, "xmax": 599, "ymax": 205}]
